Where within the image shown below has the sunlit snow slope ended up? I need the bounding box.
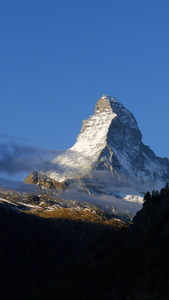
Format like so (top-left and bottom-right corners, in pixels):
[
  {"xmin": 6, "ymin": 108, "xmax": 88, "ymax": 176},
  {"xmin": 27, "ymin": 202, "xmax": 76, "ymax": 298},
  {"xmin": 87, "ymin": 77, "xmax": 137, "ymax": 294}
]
[{"xmin": 46, "ymin": 95, "xmax": 117, "ymax": 182}]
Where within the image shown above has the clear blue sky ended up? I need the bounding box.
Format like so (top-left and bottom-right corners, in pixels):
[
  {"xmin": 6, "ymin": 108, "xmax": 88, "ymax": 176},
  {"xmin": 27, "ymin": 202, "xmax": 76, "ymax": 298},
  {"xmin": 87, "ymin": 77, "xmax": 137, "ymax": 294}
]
[{"xmin": 1, "ymin": 0, "xmax": 169, "ymax": 159}]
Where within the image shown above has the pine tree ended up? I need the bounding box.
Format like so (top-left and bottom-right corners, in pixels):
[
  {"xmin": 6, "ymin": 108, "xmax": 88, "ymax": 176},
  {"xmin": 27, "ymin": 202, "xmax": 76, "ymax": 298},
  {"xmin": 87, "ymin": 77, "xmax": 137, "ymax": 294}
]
[
  {"xmin": 144, "ymin": 191, "xmax": 151, "ymax": 202},
  {"xmin": 165, "ymin": 182, "xmax": 169, "ymax": 190}
]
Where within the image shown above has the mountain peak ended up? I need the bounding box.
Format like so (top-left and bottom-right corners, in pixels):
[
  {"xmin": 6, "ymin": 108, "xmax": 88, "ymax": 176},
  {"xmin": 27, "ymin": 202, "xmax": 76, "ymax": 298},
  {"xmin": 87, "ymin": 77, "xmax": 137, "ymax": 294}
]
[
  {"xmin": 26, "ymin": 94, "xmax": 169, "ymax": 203},
  {"xmin": 101, "ymin": 94, "xmax": 119, "ymax": 103},
  {"xmin": 94, "ymin": 95, "xmax": 124, "ymax": 117},
  {"xmin": 94, "ymin": 95, "xmax": 113, "ymax": 115}
]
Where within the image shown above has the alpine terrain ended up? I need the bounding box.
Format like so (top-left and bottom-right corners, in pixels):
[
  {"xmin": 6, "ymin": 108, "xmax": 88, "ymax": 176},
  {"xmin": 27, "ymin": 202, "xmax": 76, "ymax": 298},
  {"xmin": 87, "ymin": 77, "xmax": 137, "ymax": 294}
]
[
  {"xmin": 25, "ymin": 95, "xmax": 169, "ymax": 218},
  {"xmin": 1, "ymin": 95, "xmax": 169, "ymax": 300}
]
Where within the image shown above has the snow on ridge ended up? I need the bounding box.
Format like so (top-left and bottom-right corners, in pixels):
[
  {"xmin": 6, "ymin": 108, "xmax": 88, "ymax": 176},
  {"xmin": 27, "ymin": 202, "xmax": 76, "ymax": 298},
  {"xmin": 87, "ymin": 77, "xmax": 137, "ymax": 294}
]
[
  {"xmin": 102, "ymin": 94, "xmax": 119, "ymax": 103},
  {"xmin": 46, "ymin": 108, "xmax": 117, "ymax": 182},
  {"xmin": 123, "ymin": 194, "xmax": 143, "ymax": 204}
]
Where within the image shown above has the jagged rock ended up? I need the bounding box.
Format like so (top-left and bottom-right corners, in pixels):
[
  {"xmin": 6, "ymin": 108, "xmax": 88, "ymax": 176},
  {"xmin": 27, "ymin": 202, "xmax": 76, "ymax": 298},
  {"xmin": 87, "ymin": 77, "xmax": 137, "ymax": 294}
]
[{"xmin": 25, "ymin": 171, "xmax": 65, "ymax": 189}]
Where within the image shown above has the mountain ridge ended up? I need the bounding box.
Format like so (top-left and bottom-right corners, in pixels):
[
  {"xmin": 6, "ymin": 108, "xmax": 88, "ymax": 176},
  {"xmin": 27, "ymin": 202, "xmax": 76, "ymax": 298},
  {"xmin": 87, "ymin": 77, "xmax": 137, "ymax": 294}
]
[{"xmin": 25, "ymin": 95, "xmax": 169, "ymax": 217}]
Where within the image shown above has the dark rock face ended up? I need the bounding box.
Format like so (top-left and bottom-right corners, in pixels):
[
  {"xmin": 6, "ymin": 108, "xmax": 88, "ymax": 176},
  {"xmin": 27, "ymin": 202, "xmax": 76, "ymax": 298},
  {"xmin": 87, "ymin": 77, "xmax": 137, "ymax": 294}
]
[
  {"xmin": 94, "ymin": 95, "xmax": 169, "ymax": 192},
  {"xmin": 87, "ymin": 95, "xmax": 163, "ymax": 187},
  {"xmin": 57, "ymin": 190, "xmax": 169, "ymax": 300}
]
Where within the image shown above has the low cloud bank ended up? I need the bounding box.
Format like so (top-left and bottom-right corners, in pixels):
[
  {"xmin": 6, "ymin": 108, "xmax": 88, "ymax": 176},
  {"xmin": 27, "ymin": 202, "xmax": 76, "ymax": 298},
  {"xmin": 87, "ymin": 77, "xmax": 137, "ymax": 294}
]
[
  {"xmin": 60, "ymin": 189, "xmax": 143, "ymax": 218},
  {"xmin": 0, "ymin": 143, "xmax": 63, "ymax": 175},
  {"xmin": 0, "ymin": 177, "xmax": 38, "ymax": 193}
]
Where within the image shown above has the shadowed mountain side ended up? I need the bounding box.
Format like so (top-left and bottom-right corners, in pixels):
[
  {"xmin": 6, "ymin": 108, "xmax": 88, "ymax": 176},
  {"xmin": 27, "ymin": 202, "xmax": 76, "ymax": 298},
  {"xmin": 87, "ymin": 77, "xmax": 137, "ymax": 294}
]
[
  {"xmin": 0, "ymin": 203, "xmax": 125, "ymax": 300},
  {"xmin": 1, "ymin": 190, "xmax": 169, "ymax": 299},
  {"xmin": 56, "ymin": 191, "xmax": 169, "ymax": 300}
]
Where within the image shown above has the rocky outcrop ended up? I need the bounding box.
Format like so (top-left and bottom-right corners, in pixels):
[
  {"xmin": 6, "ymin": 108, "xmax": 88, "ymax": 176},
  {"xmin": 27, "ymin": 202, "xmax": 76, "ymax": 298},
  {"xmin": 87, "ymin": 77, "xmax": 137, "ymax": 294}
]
[{"xmin": 25, "ymin": 171, "xmax": 66, "ymax": 189}]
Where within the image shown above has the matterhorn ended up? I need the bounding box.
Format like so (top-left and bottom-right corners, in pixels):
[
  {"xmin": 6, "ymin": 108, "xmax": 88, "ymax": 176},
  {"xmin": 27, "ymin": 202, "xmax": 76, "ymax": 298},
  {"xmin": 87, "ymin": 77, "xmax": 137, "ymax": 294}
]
[{"xmin": 26, "ymin": 95, "xmax": 169, "ymax": 217}]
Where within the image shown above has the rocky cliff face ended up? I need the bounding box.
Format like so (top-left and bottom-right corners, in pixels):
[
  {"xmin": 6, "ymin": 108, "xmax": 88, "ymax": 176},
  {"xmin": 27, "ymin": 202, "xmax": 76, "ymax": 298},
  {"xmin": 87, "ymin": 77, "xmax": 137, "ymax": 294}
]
[
  {"xmin": 94, "ymin": 95, "xmax": 169, "ymax": 193},
  {"xmin": 25, "ymin": 171, "xmax": 66, "ymax": 189}
]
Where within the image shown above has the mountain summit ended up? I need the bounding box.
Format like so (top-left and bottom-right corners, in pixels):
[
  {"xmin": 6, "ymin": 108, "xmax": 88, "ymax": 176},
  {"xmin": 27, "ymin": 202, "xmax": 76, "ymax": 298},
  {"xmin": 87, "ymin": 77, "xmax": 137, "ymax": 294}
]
[
  {"xmin": 46, "ymin": 95, "xmax": 142, "ymax": 183},
  {"xmin": 26, "ymin": 95, "xmax": 169, "ymax": 204}
]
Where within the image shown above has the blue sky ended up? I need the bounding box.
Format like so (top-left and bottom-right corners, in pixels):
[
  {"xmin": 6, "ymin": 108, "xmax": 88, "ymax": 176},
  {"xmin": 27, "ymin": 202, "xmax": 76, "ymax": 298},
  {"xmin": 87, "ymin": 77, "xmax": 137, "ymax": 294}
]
[{"xmin": 0, "ymin": 0, "xmax": 169, "ymax": 165}]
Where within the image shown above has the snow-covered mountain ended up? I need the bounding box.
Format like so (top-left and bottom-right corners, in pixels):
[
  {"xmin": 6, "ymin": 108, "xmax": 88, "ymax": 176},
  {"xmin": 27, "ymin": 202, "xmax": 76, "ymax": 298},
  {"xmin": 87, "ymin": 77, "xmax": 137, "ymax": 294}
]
[{"xmin": 25, "ymin": 95, "xmax": 169, "ymax": 218}]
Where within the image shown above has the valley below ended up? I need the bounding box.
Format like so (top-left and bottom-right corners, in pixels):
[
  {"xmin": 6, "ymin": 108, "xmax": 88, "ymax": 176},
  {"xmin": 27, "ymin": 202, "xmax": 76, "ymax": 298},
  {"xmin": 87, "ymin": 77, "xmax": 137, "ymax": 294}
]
[{"xmin": 0, "ymin": 186, "xmax": 169, "ymax": 299}]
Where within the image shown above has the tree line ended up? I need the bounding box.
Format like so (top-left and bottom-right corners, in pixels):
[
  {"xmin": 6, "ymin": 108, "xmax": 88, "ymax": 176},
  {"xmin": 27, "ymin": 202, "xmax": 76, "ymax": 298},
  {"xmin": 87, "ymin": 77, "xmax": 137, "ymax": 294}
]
[{"xmin": 144, "ymin": 182, "xmax": 169, "ymax": 202}]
